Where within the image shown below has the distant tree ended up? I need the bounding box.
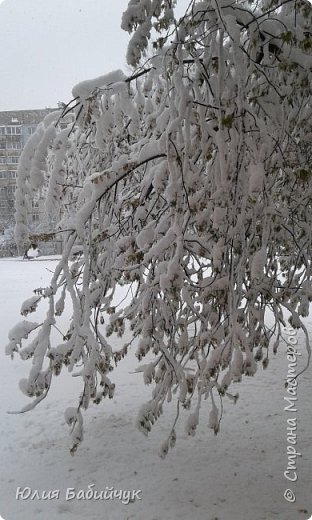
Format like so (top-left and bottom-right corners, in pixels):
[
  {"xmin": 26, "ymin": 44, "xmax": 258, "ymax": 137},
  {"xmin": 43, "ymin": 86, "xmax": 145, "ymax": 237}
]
[
  {"xmin": 8, "ymin": 0, "xmax": 312, "ymax": 455},
  {"xmin": 0, "ymin": 224, "xmax": 16, "ymax": 257},
  {"xmin": 0, "ymin": 188, "xmax": 17, "ymax": 256}
]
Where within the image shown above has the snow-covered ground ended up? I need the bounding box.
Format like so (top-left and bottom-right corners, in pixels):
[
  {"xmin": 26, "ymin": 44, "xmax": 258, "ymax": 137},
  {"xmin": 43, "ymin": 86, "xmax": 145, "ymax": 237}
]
[{"xmin": 0, "ymin": 256, "xmax": 311, "ymax": 520}]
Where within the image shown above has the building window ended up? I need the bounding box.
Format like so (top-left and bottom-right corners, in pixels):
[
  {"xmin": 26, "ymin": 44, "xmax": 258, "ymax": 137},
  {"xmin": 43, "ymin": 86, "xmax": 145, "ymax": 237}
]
[
  {"xmin": 0, "ymin": 171, "xmax": 17, "ymax": 179},
  {"xmin": 4, "ymin": 185, "xmax": 17, "ymax": 195},
  {"xmin": 0, "ymin": 126, "xmax": 22, "ymax": 135},
  {"xmin": 7, "ymin": 141, "xmax": 22, "ymax": 150},
  {"xmin": 0, "ymin": 186, "xmax": 15, "ymax": 195},
  {"xmin": 7, "ymin": 157, "xmax": 19, "ymax": 164},
  {"xmin": 0, "ymin": 157, "xmax": 6, "ymax": 164},
  {"xmin": 4, "ymin": 127, "xmax": 22, "ymax": 135}
]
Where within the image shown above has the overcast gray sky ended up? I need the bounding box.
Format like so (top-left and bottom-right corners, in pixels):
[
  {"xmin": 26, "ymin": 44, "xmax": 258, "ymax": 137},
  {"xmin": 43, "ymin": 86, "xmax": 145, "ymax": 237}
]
[
  {"xmin": 0, "ymin": 0, "xmax": 130, "ymax": 110},
  {"xmin": 0, "ymin": 0, "xmax": 191, "ymax": 111},
  {"xmin": 1, "ymin": 0, "xmax": 312, "ymax": 112}
]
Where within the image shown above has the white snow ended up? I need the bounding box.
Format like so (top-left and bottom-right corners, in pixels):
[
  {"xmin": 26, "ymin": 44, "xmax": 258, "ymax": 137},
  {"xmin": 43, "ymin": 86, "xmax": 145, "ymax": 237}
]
[
  {"xmin": 72, "ymin": 70, "xmax": 126, "ymax": 100},
  {"xmin": 0, "ymin": 257, "xmax": 311, "ymax": 520}
]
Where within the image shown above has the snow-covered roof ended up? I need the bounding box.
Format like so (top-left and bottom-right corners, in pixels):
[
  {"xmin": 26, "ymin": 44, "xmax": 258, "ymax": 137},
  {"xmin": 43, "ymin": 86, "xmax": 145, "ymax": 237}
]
[{"xmin": 0, "ymin": 109, "xmax": 57, "ymax": 126}]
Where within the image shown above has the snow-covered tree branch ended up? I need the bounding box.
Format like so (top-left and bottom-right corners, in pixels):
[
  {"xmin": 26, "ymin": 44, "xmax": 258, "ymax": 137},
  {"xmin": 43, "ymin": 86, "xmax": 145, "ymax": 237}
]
[{"xmin": 8, "ymin": 0, "xmax": 312, "ymax": 455}]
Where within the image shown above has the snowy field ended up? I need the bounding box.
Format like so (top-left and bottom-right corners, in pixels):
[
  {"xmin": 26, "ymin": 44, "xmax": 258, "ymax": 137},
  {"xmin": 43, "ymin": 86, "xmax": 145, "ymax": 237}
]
[{"xmin": 0, "ymin": 256, "xmax": 311, "ymax": 520}]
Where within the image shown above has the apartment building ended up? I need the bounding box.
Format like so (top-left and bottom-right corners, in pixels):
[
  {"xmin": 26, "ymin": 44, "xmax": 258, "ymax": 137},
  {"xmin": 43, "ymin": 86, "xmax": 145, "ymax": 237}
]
[
  {"xmin": 0, "ymin": 108, "xmax": 68, "ymax": 257},
  {"xmin": 0, "ymin": 109, "xmax": 57, "ymax": 233}
]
